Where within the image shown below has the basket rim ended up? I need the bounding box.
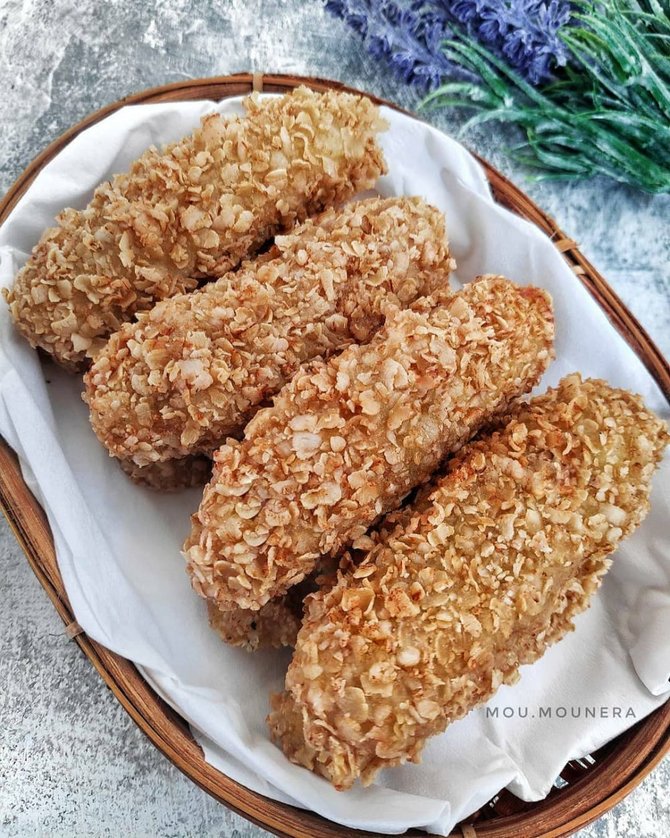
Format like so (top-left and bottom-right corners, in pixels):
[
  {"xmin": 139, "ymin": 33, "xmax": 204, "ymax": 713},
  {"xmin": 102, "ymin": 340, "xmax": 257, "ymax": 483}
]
[{"xmin": 0, "ymin": 72, "xmax": 668, "ymax": 838}]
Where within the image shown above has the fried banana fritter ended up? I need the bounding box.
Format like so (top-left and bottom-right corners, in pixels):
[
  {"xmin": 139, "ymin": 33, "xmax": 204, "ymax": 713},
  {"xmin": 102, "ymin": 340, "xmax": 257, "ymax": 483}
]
[
  {"xmin": 208, "ymin": 597, "xmax": 303, "ymax": 653},
  {"xmin": 83, "ymin": 197, "xmax": 454, "ymax": 469},
  {"xmin": 5, "ymin": 87, "xmax": 387, "ymax": 369},
  {"xmin": 185, "ymin": 275, "xmax": 555, "ymax": 612},
  {"xmin": 118, "ymin": 455, "xmax": 211, "ymax": 491},
  {"xmin": 207, "ymin": 555, "xmax": 342, "ymax": 652},
  {"xmin": 268, "ymin": 374, "xmax": 669, "ymax": 789}
]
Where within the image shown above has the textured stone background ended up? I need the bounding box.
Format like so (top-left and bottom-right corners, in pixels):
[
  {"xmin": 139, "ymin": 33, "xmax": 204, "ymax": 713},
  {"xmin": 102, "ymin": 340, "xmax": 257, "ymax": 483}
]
[{"xmin": 1, "ymin": 1, "xmax": 668, "ymax": 836}]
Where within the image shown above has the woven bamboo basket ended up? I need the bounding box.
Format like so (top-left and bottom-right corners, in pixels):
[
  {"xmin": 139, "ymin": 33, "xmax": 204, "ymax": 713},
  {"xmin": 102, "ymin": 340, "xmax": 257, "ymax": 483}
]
[{"xmin": 1, "ymin": 73, "xmax": 668, "ymax": 838}]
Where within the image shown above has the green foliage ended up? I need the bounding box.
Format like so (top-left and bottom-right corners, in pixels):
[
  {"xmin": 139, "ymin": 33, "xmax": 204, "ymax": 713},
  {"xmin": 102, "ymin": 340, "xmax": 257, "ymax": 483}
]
[{"xmin": 422, "ymin": 1, "xmax": 670, "ymax": 192}]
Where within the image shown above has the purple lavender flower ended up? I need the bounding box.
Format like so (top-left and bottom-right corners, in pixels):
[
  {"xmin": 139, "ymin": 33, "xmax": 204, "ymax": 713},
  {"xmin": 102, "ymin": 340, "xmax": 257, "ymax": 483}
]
[
  {"xmin": 324, "ymin": 0, "xmax": 573, "ymax": 90},
  {"xmin": 449, "ymin": 1, "xmax": 572, "ymax": 85},
  {"xmin": 325, "ymin": 1, "xmax": 470, "ymax": 91}
]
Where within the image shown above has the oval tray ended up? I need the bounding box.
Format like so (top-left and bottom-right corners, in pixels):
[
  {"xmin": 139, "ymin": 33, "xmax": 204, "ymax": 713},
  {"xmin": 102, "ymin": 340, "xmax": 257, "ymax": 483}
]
[{"xmin": 0, "ymin": 73, "xmax": 668, "ymax": 838}]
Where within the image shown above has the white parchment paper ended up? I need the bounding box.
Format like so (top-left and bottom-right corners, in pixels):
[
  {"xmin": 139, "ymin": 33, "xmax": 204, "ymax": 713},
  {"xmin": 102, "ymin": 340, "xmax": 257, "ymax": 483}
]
[{"xmin": 0, "ymin": 97, "xmax": 668, "ymax": 836}]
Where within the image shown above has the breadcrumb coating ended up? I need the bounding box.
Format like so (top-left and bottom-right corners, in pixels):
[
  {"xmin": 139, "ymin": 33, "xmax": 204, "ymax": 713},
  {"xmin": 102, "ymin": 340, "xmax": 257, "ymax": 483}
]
[
  {"xmin": 185, "ymin": 276, "xmax": 555, "ymax": 612},
  {"xmin": 119, "ymin": 455, "xmax": 211, "ymax": 491},
  {"xmin": 83, "ymin": 197, "xmax": 454, "ymax": 468},
  {"xmin": 5, "ymin": 86, "xmax": 387, "ymax": 369},
  {"xmin": 269, "ymin": 374, "xmax": 669, "ymax": 789}
]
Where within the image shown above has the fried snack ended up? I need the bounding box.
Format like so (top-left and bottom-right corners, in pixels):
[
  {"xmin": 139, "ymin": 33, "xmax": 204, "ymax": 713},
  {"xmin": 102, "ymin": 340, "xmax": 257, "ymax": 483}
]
[
  {"xmin": 84, "ymin": 197, "xmax": 454, "ymax": 469},
  {"xmin": 119, "ymin": 455, "xmax": 211, "ymax": 491},
  {"xmin": 269, "ymin": 374, "xmax": 669, "ymax": 789},
  {"xmin": 207, "ymin": 555, "xmax": 342, "ymax": 652},
  {"xmin": 208, "ymin": 597, "xmax": 303, "ymax": 652},
  {"xmin": 185, "ymin": 275, "xmax": 555, "ymax": 612},
  {"xmin": 5, "ymin": 86, "xmax": 387, "ymax": 370}
]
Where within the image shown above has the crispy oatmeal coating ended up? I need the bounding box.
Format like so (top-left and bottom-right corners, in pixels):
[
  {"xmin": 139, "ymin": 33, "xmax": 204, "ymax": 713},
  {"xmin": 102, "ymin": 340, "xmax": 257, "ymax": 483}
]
[
  {"xmin": 83, "ymin": 197, "xmax": 454, "ymax": 467},
  {"xmin": 269, "ymin": 375, "xmax": 669, "ymax": 789},
  {"xmin": 5, "ymin": 87, "xmax": 387, "ymax": 369},
  {"xmin": 185, "ymin": 276, "xmax": 555, "ymax": 612},
  {"xmin": 119, "ymin": 455, "xmax": 211, "ymax": 491}
]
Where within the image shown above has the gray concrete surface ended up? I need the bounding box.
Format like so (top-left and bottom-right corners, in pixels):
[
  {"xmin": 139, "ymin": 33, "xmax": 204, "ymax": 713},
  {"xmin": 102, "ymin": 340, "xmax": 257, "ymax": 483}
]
[{"xmin": 1, "ymin": 1, "xmax": 668, "ymax": 836}]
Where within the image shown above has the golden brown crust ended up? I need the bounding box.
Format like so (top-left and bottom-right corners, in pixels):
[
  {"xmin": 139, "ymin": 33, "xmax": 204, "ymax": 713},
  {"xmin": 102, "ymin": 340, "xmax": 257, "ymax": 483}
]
[
  {"xmin": 5, "ymin": 87, "xmax": 387, "ymax": 369},
  {"xmin": 268, "ymin": 375, "xmax": 669, "ymax": 789},
  {"xmin": 83, "ymin": 197, "xmax": 454, "ymax": 466},
  {"xmin": 185, "ymin": 276, "xmax": 555, "ymax": 612}
]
